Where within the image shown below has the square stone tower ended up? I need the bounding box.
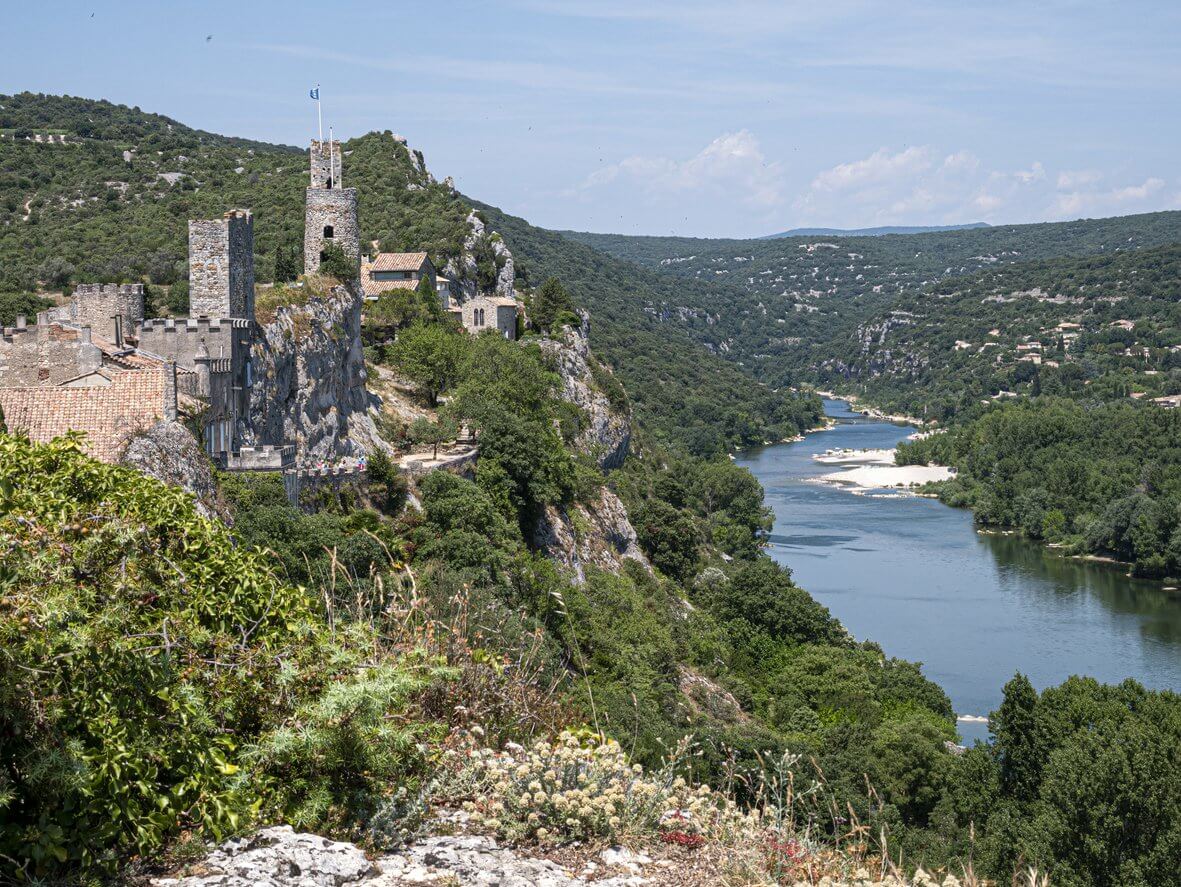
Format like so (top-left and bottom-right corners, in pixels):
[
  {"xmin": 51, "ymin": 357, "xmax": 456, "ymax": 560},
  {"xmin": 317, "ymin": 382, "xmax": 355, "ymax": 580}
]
[
  {"xmin": 304, "ymin": 140, "xmax": 360, "ymax": 277},
  {"xmin": 189, "ymin": 210, "xmax": 255, "ymax": 319}
]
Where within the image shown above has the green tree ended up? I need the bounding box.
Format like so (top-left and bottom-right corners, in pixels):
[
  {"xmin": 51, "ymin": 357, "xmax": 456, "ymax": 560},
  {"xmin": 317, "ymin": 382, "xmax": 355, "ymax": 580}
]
[
  {"xmin": 992, "ymin": 673, "xmax": 1042, "ymax": 802},
  {"xmin": 530, "ymin": 276, "xmax": 576, "ymax": 333},
  {"xmin": 408, "ymin": 415, "xmax": 457, "ymax": 459},
  {"xmin": 632, "ymin": 499, "xmax": 698, "ymax": 581},
  {"xmin": 272, "ymin": 241, "xmax": 301, "ymax": 283},
  {"xmin": 390, "ymin": 323, "xmax": 468, "ymax": 407},
  {"xmin": 318, "ymin": 241, "xmax": 357, "ymax": 281}
]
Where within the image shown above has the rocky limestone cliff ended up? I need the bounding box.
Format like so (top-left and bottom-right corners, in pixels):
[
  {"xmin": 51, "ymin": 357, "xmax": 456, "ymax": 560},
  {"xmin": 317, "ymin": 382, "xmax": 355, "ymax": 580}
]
[
  {"xmin": 444, "ymin": 210, "xmax": 515, "ymax": 302},
  {"xmin": 122, "ymin": 420, "xmax": 226, "ymax": 521},
  {"xmin": 242, "ymin": 281, "xmax": 387, "ymax": 463},
  {"xmin": 529, "ymin": 313, "xmax": 647, "ymax": 582},
  {"xmin": 532, "ymin": 485, "xmax": 650, "ymax": 584},
  {"xmin": 539, "ymin": 313, "xmax": 630, "ymax": 472}
]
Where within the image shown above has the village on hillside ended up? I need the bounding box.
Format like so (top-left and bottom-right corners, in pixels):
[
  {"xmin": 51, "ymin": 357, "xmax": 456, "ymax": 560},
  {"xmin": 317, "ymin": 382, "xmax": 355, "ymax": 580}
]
[{"xmin": 0, "ymin": 137, "xmax": 522, "ymax": 495}]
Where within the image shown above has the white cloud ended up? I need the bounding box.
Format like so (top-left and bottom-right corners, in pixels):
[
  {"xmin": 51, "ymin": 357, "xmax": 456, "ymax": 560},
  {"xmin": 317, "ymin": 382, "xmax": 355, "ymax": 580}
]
[
  {"xmin": 572, "ymin": 130, "xmax": 786, "ymax": 209},
  {"xmin": 1057, "ymin": 169, "xmax": 1102, "ymax": 189},
  {"xmin": 788, "ymin": 146, "xmax": 1152, "ymax": 227},
  {"xmin": 810, "ymin": 146, "xmax": 933, "ymax": 192},
  {"xmin": 1013, "ymin": 161, "xmax": 1045, "ymax": 184},
  {"xmin": 1051, "ymin": 177, "xmax": 1166, "ymax": 217}
]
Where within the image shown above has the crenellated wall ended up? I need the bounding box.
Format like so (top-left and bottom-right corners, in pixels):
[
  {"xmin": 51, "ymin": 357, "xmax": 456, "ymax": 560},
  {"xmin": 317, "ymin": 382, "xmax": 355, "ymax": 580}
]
[
  {"xmin": 0, "ymin": 318, "xmax": 102, "ymax": 386},
  {"xmin": 69, "ymin": 283, "xmax": 144, "ymax": 342}
]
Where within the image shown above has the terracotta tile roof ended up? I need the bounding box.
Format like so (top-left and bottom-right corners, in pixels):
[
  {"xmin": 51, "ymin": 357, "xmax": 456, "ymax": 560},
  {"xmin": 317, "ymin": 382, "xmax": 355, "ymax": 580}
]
[
  {"xmin": 368, "ymin": 252, "xmax": 429, "ymax": 272},
  {"xmin": 0, "ymin": 369, "xmax": 166, "ymax": 463},
  {"xmin": 362, "ymin": 277, "xmax": 418, "ymax": 298}
]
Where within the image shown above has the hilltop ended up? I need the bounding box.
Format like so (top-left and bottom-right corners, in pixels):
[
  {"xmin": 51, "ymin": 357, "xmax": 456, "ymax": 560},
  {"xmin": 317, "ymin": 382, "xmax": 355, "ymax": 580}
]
[
  {"xmin": 759, "ymin": 222, "xmax": 991, "ymax": 239},
  {"xmin": 0, "ymin": 92, "xmax": 817, "ymax": 454}
]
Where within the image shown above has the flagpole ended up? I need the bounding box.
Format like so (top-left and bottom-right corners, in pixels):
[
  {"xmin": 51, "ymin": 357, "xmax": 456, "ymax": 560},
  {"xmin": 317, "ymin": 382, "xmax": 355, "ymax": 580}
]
[
  {"xmin": 330, "ymin": 126, "xmax": 339, "ymax": 189},
  {"xmin": 316, "ymin": 84, "xmax": 322, "ymax": 144}
]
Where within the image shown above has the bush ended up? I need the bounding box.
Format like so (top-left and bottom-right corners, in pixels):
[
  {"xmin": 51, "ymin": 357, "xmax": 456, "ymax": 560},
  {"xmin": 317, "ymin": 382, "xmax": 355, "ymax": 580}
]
[
  {"xmin": 318, "ymin": 241, "xmax": 358, "ymax": 281},
  {"xmin": 0, "ymin": 434, "xmax": 441, "ymax": 878}
]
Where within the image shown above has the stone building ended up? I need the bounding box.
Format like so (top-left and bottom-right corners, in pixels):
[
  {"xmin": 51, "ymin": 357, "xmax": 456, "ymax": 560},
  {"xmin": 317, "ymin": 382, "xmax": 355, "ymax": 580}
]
[
  {"xmin": 304, "ymin": 139, "xmax": 359, "ymax": 277},
  {"xmin": 189, "ymin": 210, "xmax": 255, "ymax": 319},
  {"xmin": 460, "ymin": 296, "xmax": 518, "ymax": 340},
  {"xmin": 43, "ymin": 283, "xmax": 145, "ymax": 343},
  {"xmin": 360, "ymin": 252, "xmax": 436, "ymax": 300}
]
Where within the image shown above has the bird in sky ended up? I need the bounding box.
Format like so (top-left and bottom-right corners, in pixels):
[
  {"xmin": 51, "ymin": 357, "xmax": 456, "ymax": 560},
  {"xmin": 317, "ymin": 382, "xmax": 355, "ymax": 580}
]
[{"xmin": 206, "ymin": 34, "xmax": 214, "ymax": 42}]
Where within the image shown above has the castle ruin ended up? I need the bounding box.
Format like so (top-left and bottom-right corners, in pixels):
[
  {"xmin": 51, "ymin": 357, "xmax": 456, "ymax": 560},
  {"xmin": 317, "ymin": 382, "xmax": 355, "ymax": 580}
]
[{"xmin": 304, "ymin": 139, "xmax": 360, "ymax": 277}]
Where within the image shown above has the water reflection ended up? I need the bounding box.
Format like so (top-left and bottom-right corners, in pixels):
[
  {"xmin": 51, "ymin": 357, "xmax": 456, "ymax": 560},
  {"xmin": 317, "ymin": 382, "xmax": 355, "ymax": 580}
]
[{"xmin": 737, "ymin": 399, "xmax": 1181, "ymax": 744}]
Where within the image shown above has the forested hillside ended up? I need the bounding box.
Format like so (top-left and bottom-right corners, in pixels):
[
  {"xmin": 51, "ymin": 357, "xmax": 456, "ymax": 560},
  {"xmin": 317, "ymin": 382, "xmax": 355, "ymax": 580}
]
[
  {"xmin": 564, "ymin": 214, "xmax": 1181, "ymax": 411},
  {"xmin": 844, "ymin": 243, "xmax": 1181, "ymax": 419},
  {"xmin": 0, "ymin": 92, "xmax": 818, "ymax": 452},
  {"xmin": 474, "ymin": 200, "xmax": 821, "ymax": 453}
]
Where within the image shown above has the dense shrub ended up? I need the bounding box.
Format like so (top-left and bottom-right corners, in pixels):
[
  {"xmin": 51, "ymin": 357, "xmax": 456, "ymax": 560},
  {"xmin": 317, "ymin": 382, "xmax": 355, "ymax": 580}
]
[{"xmin": 0, "ymin": 434, "xmax": 441, "ymax": 877}]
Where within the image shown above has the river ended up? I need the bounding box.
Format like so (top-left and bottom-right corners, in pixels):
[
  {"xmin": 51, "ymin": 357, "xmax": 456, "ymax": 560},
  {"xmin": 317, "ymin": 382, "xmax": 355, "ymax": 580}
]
[{"xmin": 736, "ymin": 399, "xmax": 1181, "ymax": 744}]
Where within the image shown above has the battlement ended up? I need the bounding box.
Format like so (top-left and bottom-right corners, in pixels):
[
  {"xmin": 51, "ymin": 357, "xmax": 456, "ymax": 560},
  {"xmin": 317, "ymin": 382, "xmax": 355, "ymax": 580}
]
[
  {"xmin": 139, "ymin": 316, "xmax": 251, "ymax": 334},
  {"xmin": 309, "ymin": 139, "xmax": 342, "ymax": 189},
  {"xmin": 74, "ymin": 283, "xmax": 145, "ymax": 298},
  {"xmin": 224, "ymin": 444, "xmax": 297, "ymax": 472}
]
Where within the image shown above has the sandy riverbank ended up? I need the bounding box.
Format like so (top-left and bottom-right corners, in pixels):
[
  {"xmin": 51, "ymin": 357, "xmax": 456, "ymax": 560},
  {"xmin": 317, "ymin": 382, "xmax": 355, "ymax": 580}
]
[{"xmin": 812, "ymin": 445, "xmax": 954, "ymax": 492}]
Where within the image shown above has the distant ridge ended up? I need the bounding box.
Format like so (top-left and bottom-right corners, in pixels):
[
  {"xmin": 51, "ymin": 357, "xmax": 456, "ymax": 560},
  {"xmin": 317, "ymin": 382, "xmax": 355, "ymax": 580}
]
[{"xmin": 761, "ymin": 222, "xmax": 991, "ymax": 239}]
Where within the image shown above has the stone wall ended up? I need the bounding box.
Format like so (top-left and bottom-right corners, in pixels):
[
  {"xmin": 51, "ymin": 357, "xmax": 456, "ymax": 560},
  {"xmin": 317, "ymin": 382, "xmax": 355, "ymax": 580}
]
[
  {"xmin": 188, "ymin": 210, "xmax": 255, "ymax": 319},
  {"xmin": 136, "ymin": 317, "xmax": 251, "ymax": 378},
  {"xmin": 70, "ymin": 283, "xmax": 144, "ymax": 342},
  {"xmin": 309, "ymin": 139, "xmax": 340, "ymax": 189},
  {"xmin": 461, "ymin": 297, "xmax": 517, "ymax": 340},
  {"xmin": 0, "ymin": 319, "xmax": 102, "ymax": 386},
  {"xmin": 304, "ymin": 188, "xmax": 360, "ymax": 276}
]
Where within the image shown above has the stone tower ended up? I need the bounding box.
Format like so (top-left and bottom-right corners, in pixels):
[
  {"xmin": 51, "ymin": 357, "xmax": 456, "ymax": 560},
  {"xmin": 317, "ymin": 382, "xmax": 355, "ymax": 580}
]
[
  {"xmin": 189, "ymin": 210, "xmax": 255, "ymax": 319},
  {"xmin": 304, "ymin": 139, "xmax": 360, "ymax": 277}
]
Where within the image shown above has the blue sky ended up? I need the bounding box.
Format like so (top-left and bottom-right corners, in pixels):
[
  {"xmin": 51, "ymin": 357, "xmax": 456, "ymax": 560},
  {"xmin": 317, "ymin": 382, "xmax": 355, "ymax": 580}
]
[{"xmin": 4, "ymin": 0, "xmax": 1181, "ymax": 237}]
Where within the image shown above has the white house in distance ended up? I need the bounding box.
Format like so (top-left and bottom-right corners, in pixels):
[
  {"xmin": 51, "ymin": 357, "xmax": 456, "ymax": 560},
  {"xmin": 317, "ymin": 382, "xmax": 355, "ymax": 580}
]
[{"xmin": 360, "ymin": 252, "xmax": 437, "ymax": 300}]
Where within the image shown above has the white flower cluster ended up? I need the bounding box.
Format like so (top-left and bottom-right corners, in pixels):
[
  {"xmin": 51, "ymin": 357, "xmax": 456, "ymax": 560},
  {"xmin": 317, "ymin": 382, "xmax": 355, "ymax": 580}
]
[{"xmin": 451, "ymin": 730, "xmax": 760, "ymax": 846}]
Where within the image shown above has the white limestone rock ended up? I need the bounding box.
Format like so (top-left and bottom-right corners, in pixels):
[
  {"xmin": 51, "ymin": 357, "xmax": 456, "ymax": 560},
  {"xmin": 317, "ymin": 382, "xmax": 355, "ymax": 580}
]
[
  {"xmin": 538, "ymin": 313, "xmax": 630, "ymax": 471},
  {"xmin": 122, "ymin": 420, "xmax": 226, "ymax": 521},
  {"xmin": 241, "ymin": 280, "xmax": 389, "ymax": 464}
]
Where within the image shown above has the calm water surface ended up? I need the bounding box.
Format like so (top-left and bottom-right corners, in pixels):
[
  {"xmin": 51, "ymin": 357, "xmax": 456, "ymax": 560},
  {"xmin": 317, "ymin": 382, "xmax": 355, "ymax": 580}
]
[{"xmin": 736, "ymin": 399, "xmax": 1181, "ymax": 744}]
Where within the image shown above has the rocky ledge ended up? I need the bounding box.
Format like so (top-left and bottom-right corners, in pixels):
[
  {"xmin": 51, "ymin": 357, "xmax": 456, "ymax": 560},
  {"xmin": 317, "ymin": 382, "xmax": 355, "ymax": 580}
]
[
  {"xmin": 151, "ymin": 825, "xmax": 971, "ymax": 887},
  {"xmin": 153, "ymin": 826, "xmax": 664, "ymax": 887}
]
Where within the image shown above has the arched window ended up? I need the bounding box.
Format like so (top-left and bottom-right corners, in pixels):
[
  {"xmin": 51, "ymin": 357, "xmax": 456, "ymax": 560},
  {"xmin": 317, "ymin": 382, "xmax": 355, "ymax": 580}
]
[{"xmin": 323, "ymin": 225, "xmax": 334, "ymax": 239}]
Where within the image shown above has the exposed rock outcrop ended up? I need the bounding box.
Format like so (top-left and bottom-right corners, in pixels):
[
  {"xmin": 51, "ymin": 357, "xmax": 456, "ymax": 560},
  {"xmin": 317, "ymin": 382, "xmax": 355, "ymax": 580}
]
[
  {"xmin": 153, "ymin": 826, "xmax": 646, "ymax": 887},
  {"xmin": 540, "ymin": 314, "xmax": 630, "ymax": 471},
  {"xmin": 533, "ymin": 485, "xmax": 651, "ymax": 583},
  {"xmin": 531, "ymin": 314, "xmax": 646, "ymax": 582},
  {"xmin": 242, "ymin": 281, "xmax": 387, "ymax": 464},
  {"xmin": 153, "ymin": 824, "xmax": 958, "ymax": 887},
  {"xmin": 444, "ymin": 210, "xmax": 515, "ymax": 301},
  {"xmin": 122, "ymin": 420, "xmax": 226, "ymax": 521}
]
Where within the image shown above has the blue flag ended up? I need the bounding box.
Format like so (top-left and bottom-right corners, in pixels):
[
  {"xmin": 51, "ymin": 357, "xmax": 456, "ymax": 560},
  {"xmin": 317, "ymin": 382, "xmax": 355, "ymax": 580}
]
[{"xmin": 309, "ymin": 87, "xmax": 319, "ymax": 100}]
